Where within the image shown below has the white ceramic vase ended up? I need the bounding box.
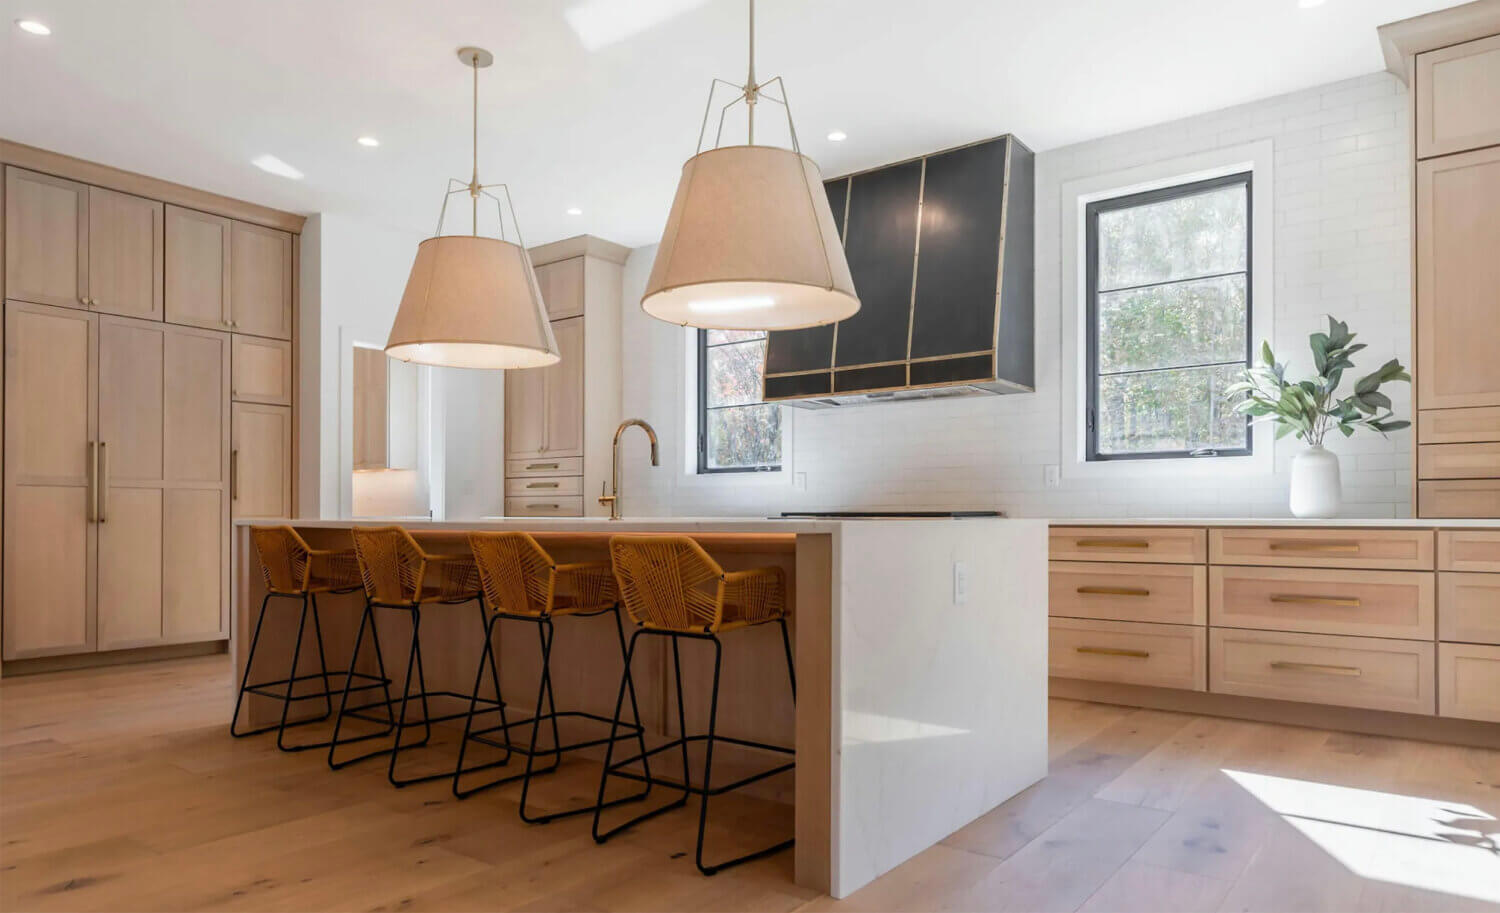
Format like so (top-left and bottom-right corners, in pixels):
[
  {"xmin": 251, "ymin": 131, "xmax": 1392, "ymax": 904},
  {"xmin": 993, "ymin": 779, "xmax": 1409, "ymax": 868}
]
[{"xmin": 1289, "ymin": 445, "xmax": 1342, "ymax": 518}]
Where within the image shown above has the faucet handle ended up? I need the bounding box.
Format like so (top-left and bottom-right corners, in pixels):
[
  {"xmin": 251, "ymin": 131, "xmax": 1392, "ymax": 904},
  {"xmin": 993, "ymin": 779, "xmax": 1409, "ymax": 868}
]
[{"xmin": 598, "ymin": 480, "xmax": 616, "ymax": 507}]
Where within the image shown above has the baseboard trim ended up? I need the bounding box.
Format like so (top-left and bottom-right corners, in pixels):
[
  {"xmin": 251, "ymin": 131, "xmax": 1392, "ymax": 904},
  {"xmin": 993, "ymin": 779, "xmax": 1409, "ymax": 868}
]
[
  {"xmin": 1050, "ymin": 676, "xmax": 1500, "ymax": 749},
  {"xmin": 2, "ymin": 640, "xmax": 227, "ymax": 676}
]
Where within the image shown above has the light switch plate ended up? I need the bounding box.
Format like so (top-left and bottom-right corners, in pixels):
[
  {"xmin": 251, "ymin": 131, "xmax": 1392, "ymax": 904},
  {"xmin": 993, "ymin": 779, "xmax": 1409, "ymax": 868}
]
[
  {"xmin": 953, "ymin": 561, "xmax": 969, "ymax": 605},
  {"xmin": 1044, "ymin": 465, "xmax": 1061, "ymax": 488},
  {"xmin": 794, "ymin": 472, "xmax": 807, "ymax": 490}
]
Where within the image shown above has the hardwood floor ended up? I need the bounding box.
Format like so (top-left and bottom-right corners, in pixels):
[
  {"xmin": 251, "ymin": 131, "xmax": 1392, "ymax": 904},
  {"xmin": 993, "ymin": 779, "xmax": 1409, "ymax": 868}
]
[{"xmin": 2, "ymin": 656, "xmax": 1496, "ymax": 912}]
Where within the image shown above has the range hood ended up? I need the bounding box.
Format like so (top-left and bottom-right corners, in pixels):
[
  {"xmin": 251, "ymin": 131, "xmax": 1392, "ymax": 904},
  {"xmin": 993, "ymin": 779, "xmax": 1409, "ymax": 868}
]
[{"xmin": 761, "ymin": 135, "xmax": 1035, "ymax": 408}]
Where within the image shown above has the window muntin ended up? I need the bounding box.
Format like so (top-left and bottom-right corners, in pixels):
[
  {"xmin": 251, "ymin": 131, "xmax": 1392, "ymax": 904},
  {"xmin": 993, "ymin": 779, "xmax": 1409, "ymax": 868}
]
[
  {"xmin": 1086, "ymin": 172, "xmax": 1253, "ymax": 461},
  {"xmin": 698, "ymin": 329, "xmax": 782, "ymax": 473}
]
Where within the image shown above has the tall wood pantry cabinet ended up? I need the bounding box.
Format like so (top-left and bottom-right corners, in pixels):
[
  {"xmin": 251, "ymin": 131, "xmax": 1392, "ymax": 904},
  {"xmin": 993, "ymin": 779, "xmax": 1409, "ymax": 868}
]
[
  {"xmin": 1, "ymin": 145, "xmax": 300, "ymax": 666},
  {"xmin": 503, "ymin": 236, "xmax": 627, "ymax": 517},
  {"xmin": 1381, "ymin": 4, "xmax": 1500, "ymax": 518}
]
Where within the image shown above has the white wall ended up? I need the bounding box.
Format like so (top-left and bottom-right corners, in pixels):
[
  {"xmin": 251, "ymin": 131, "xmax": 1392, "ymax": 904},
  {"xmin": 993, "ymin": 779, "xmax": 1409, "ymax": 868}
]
[{"xmin": 618, "ymin": 72, "xmax": 1414, "ymax": 519}]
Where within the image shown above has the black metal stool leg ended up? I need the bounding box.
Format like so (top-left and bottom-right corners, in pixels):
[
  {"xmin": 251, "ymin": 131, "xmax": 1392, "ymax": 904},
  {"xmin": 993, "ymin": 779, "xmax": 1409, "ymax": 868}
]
[
  {"xmin": 516, "ymin": 618, "xmax": 566, "ymax": 821},
  {"xmin": 476, "ymin": 601, "xmax": 511, "ymax": 753},
  {"xmin": 230, "ymin": 592, "xmax": 275, "ymax": 737},
  {"xmin": 615, "ymin": 605, "xmax": 655, "ymax": 801},
  {"xmin": 779, "ymin": 618, "xmax": 796, "ymax": 700},
  {"xmin": 274, "ymin": 593, "xmax": 313, "ymax": 750},
  {"xmin": 328, "ymin": 600, "xmax": 397, "ymax": 769},
  {"xmin": 308, "ymin": 593, "xmax": 336, "ymax": 722},
  {"xmin": 671, "ymin": 635, "xmax": 693, "ymax": 793},
  {"xmin": 452, "ymin": 613, "xmax": 519, "ymax": 798},
  {"xmin": 387, "ymin": 607, "xmax": 426, "ymax": 786},
  {"xmin": 695, "ymin": 635, "xmax": 724, "ymax": 874}
]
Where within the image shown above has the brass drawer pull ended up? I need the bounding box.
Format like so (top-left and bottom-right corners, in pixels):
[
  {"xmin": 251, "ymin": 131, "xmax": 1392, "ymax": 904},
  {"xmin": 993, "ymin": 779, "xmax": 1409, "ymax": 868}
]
[
  {"xmin": 527, "ymin": 503, "xmax": 560, "ymax": 510},
  {"xmin": 1076, "ymin": 646, "xmax": 1150, "ymax": 659},
  {"xmin": 1269, "ymin": 594, "xmax": 1361, "ymax": 607},
  {"xmin": 525, "ymin": 462, "xmax": 560, "ymax": 470},
  {"xmin": 1270, "ymin": 660, "xmax": 1361, "ymax": 677},
  {"xmin": 1076, "ymin": 539, "xmax": 1149, "ymax": 549},
  {"xmin": 1269, "ymin": 541, "xmax": 1360, "ymax": 553},
  {"xmin": 1076, "ymin": 586, "xmax": 1151, "ymax": 597},
  {"xmin": 526, "ymin": 481, "xmax": 560, "ymax": 489}
]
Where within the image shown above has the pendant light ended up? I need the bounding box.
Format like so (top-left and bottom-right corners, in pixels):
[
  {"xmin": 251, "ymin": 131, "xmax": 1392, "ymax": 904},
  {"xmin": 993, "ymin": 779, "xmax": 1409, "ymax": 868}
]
[
  {"xmin": 641, "ymin": 0, "xmax": 859, "ymax": 331},
  {"xmin": 386, "ymin": 47, "xmax": 559, "ymax": 370}
]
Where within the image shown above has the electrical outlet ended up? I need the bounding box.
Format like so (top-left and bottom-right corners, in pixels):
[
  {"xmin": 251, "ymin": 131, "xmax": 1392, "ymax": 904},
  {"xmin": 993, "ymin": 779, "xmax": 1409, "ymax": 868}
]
[
  {"xmin": 794, "ymin": 472, "xmax": 807, "ymax": 491},
  {"xmin": 953, "ymin": 561, "xmax": 969, "ymax": 605},
  {"xmin": 1044, "ymin": 465, "xmax": 1061, "ymax": 489}
]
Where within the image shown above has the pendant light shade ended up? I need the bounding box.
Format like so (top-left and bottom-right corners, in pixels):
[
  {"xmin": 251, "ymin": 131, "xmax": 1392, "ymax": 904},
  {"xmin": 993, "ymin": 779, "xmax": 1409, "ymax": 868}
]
[
  {"xmin": 385, "ymin": 46, "xmax": 559, "ymax": 370},
  {"xmin": 642, "ymin": 0, "xmax": 859, "ymax": 331},
  {"xmin": 386, "ymin": 235, "xmax": 558, "ymax": 369},
  {"xmin": 641, "ymin": 145, "xmax": 857, "ymax": 331}
]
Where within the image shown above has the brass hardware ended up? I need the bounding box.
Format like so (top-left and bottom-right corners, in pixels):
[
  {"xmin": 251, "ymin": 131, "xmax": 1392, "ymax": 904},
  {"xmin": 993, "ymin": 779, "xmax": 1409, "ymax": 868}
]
[
  {"xmin": 527, "ymin": 503, "xmax": 560, "ymax": 510},
  {"xmin": 86, "ymin": 441, "xmax": 98, "ymax": 522},
  {"xmin": 231, "ymin": 449, "xmax": 239, "ymax": 501},
  {"xmin": 1077, "ymin": 586, "xmax": 1151, "ymax": 597},
  {"xmin": 526, "ymin": 481, "xmax": 560, "ymax": 489},
  {"xmin": 525, "ymin": 462, "xmax": 560, "ymax": 470},
  {"xmin": 1076, "ymin": 646, "xmax": 1150, "ymax": 658},
  {"xmin": 1269, "ymin": 541, "xmax": 1360, "ymax": 553},
  {"xmin": 601, "ymin": 419, "xmax": 659, "ymax": 520},
  {"xmin": 1076, "ymin": 539, "xmax": 1149, "ymax": 549},
  {"xmin": 1269, "ymin": 594, "xmax": 1362, "ymax": 607},
  {"xmin": 1270, "ymin": 660, "xmax": 1361, "ymax": 677},
  {"xmin": 97, "ymin": 442, "xmax": 108, "ymax": 523}
]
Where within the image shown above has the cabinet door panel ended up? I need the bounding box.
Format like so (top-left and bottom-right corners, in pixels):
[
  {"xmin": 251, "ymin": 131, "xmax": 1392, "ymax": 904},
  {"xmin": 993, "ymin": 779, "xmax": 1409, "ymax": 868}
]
[
  {"xmin": 99, "ymin": 319, "xmax": 164, "ymax": 484},
  {"xmin": 4, "ymin": 168, "xmax": 88, "ymax": 309},
  {"xmin": 542, "ymin": 316, "xmax": 584, "ymax": 457},
  {"xmin": 1417, "ymin": 146, "xmax": 1500, "ymax": 410},
  {"xmin": 232, "ymin": 334, "xmax": 293, "ymax": 405},
  {"xmin": 88, "ymin": 187, "xmax": 162, "ymax": 320},
  {"xmin": 833, "ymin": 159, "xmax": 922, "ymax": 367},
  {"xmin": 232, "ymin": 403, "xmax": 291, "ymax": 518},
  {"xmin": 535, "ymin": 257, "xmax": 584, "ymax": 320},
  {"xmin": 165, "ymin": 205, "xmax": 231, "ymax": 330},
  {"xmin": 163, "ymin": 488, "xmax": 227, "ymax": 639},
  {"xmin": 97, "ymin": 487, "xmax": 163, "ymax": 649},
  {"xmin": 230, "ymin": 221, "xmax": 293, "ymax": 339},
  {"xmin": 3, "ymin": 303, "xmax": 97, "ymax": 659},
  {"xmin": 165, "ymin": 327, "xmax": 230, "ymax": 483},
  {"xmin": 505, "ymin": 357, "xmax": 546, "ymax": 457},
  {"xmin": 1416, "ymin": 34, "xmax": 1500, "ymax": 159}
]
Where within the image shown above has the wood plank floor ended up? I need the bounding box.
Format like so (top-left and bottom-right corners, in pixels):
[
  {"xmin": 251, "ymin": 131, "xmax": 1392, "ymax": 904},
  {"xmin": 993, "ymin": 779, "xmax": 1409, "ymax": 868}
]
[{"xmin": 2, "ymin": 655, "xmax": 1497, "ymax": 912}]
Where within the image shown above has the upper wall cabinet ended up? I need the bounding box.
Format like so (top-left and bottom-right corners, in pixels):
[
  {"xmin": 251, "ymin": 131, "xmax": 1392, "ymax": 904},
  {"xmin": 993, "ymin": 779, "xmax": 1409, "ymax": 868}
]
[
  {"xmin": 1417, "ymin": 33, "xmax": 1500, "ymax": 158},
  {"xmin": 230, "ymin": 221, "xmax": 293, "ymax": 339},
  {"xmin": 5, "ymin": 168, "xmax": 163, "ymax": 320},
  {"xmin": 535, "ymin": 256, "xmax": 584, "ymax": 320},
  {"xmin": 165, "ymin": 205, "xmax": 231, "ymax": 331}
]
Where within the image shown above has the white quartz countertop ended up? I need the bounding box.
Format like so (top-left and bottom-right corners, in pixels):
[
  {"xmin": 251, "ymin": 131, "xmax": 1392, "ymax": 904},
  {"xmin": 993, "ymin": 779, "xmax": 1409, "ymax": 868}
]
[
  {"xmin": 233, "ymin": 515, "xmax": 1032, "ymax": 533},
  {"xmin": 1049, "ymin": 517, "xmax": 1500, "ymax": 528}
]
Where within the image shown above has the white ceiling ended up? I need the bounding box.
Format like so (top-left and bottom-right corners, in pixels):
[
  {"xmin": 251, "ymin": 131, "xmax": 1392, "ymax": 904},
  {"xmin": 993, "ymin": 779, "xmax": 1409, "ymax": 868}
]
[{"xmin": 0, "ymin": 0, "xmax": 1460, "ymax": 248}]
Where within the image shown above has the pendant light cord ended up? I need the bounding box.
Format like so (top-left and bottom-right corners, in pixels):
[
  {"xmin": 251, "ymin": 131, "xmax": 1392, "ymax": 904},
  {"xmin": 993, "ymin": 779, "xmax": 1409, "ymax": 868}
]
[
  {"xmin": 746, "ymin": 0, "xmax": 756, "ymax": 145},
  {"xmin": 471, "ymin": 51, "xmax": 480, "ymax": 236}
]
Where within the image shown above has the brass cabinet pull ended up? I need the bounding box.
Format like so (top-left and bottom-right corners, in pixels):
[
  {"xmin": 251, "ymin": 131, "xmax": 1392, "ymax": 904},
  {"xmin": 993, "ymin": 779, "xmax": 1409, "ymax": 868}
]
[
  {"xmin": 97, "ymin": 442, "xmax": 108, "ymax": 523},
  {"xmin": 526, "ymin": 481, "xmax": 560, "ymax": 489},
  {"xmin": 525, "ymin": 462, "xmax": 560, "ymax": 470},
  {"xmin": 1269, "ymin": 541, "xmax": 1360, "ymax": 553},
  {"xmin": 86, "ymin": 441, "xmax": 98, "ymax": 522},
  {"xmin": 1270, "ymin": 660, "xmax": 1361, "ymax": 677},
  {"xmin": 231, "ymin": 449, "xmax": 239, "ymax": 501},
  {"xmin": 1076, "ymin": 646, "xmax": 1150, "ymax": 658},
  {"xmin": 1077, "ymin": 586, "xmax": 1151, "ymax": 597},
  {"xmin": 1269, "ymin": 594, "xmax": 1361, "ymax": 607},
  {"xmin": 527, "ymin": 503, "xmax": 560, "ymax": 510},
  {"xmin": 1076, "ymin": 539, "xmax": 1149, "ymax": 549}
]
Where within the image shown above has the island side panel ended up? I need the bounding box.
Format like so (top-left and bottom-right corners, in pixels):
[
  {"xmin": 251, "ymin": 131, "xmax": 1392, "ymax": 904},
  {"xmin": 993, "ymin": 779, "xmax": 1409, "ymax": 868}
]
[
  {"xmin": 795, "ymin": 532, "xmax": 834, "ymax": 894},
  {"xmin": 832, "ymin": 519, "xmax": 1049, "ymax": 898}
]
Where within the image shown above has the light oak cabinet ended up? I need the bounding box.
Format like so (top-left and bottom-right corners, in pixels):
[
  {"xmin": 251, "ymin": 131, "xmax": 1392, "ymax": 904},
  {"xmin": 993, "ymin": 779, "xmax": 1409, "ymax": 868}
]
[
  {"xmin": 231, "ymin": 334, "xmax": 292, "ymax": 405},
  {"xmin": 87, "ymin": 186, "xmax": 162, "ymax": 320},
  {"xmin": 164, "ymin": 205, "xmax": 231, "ymax": 330},
  {"xmin": 352, "ymin": 346, "xmax": 388, "ymax": 471},
  {"xmin": 506, "ymin": 316, "xmax": 584, "ymax": 461},
  {"xmin": 230, "ymin": 221, "xmax": 293, "ymax": 339},
  {"xmin": 2, "ymin": 302, "xmax": 97, "ymax": 659},
  {"xmin": 536, "ymin": 256, "xmax": 585, "ymax": 319},
  {"xmin": 1438, "ymin": 643, "xmax": 1500, "ymax": 722},
  {"xmin": 232, "ymin": 402, "xmax": 292, "ymax": 519},
  {"xmin": 1416, "ymin": 33, "xmax": 1500, "ymax": 158}
]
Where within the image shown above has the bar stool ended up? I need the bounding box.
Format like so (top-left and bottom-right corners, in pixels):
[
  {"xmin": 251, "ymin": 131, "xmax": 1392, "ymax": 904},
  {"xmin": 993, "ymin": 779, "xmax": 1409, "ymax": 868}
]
[
  {"xmin": 328, "ymin": 526, "xmax": 506, "ymax": 787},
  {"xmin": 232, "ymin": 525, "xmax": 393, "ymax": 751},
  {"xmin": 593, "ymin": 535, "xmax": 796, "ymax": 876},
  {"xmin": 453, "ymin": 532, "xmax": 652, "ymax": 823}
]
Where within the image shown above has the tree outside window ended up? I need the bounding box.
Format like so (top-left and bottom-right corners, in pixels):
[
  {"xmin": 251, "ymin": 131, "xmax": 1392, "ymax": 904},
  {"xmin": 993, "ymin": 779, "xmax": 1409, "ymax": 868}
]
[{"xmin": 698, "ymin": 329, "xmax": 781, "ymax": 473}]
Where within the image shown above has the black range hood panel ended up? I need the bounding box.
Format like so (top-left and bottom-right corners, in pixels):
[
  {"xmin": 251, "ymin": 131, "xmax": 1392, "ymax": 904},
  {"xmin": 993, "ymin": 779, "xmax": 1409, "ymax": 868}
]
[{"xmin": 763, "ymin": 134, "xmax": 1034, "ymax": 408}]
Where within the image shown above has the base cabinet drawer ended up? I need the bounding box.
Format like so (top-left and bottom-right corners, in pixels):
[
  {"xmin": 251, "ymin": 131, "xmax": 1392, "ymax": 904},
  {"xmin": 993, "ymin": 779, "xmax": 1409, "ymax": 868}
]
[
  {"xmin": 1418, "ymin": 442, "xmax": 1500, "ymax": 479},
  {"xmin": 1438, "ymin": 530, "xmax": 1500, "ymax": 571},
  {"xmin": 1209, "ymin": 566, "xmax": 1434, "ymax": 640},
  {"xmin": 1211, "ymin": 528, "xmax": 1434, "ymax": 570},
  {"xmin": 1421, "ymin": 480, "xmax": 1500, "ymax": 519},
  {"xmin": 1049, "ymin": 527, "xmax": 1206, "ymax": 564},
  {"xmin": 1209, "ymin": 628, "xmax": 1434, "ymax": 715},
  {"xmin": 504, "ymin": 475, "xmax": 582, "ymax": 498},
  {"xmin": 1419, "ymin": 406, "xmax": 1500, "ymax": 444},
  {"xmin": 504, "ymin": 496, "xmax": 583, "ymax": 517},
  {"xmin": 1049, "ymin": 561, "xmax": 1205, "ymax": 624},
  {"xmin": 1049, "ymin": 619, "xmax": 1206, "ymax": 691},
  {"xmin": 1438, "ymin": 573, "xmax": 1500, "ymax": 645},
  {"xmin": 505, "ymin": 456, "xmax": 584, "ymax": 478},
  {"xmin": 1438, "ymin": 643, "xmax": 1500, "ymax": 722}
]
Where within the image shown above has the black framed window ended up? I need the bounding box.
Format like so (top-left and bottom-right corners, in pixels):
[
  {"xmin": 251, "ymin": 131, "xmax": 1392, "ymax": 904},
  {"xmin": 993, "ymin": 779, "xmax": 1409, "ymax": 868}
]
[
  {"xmin": 1086, "ymin": 171, "xmax": 1253, "ymax": 461},
  {"xmin": 698, "ymin": 329, "xmax": 781, "ymax": 473}
]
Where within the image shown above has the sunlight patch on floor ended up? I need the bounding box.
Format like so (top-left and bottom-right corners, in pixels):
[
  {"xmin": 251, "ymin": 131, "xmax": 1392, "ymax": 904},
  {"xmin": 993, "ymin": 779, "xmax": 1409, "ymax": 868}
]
[
  {"xmin": 1224, "ymin": 768, "xmax": 1500, "ymax": 903},
  {"xmin": 842, "ymin": 710, "xmax": 969, "ymax": 745}
]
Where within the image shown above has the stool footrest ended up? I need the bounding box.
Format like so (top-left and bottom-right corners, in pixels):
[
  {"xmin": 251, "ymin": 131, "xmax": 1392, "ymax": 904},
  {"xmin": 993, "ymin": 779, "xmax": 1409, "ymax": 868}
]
[
  {"xmin": 604, "ymin": 734, "xmax": 794, "ymax": 797},
  {"xmin": 465, "ymin": 710, "xmax": 643, "ymax": 756}
]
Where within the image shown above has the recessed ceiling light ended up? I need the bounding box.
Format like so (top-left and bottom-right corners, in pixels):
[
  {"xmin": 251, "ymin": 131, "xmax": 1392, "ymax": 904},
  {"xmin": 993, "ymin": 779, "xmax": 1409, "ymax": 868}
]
[
  {"xmin": 357, "ymin": 136, "xmax": 380, "ymax": 148},
  {"xmin": 251, "ymin": 154, "xmax": 304, "ymax": 180},
  {"xmin": 827, "ymin": 130, "xmax": 847, "ymax": 142},
  {"xmin": 566, "ymin": 206, "xmax": 583, "ymax": 216},
  {"xmin": 1298, "ymin": 0, "xmax": 1325, "ymax": 7},
  {"xmin": 15, "ymin": 19, "xmax": 51, "ymax": 35}
]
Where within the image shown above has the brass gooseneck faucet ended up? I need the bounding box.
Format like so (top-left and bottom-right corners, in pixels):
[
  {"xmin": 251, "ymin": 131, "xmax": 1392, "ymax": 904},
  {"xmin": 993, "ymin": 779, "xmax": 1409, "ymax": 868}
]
[{"xmin": 600, "ymin": 419, "xmax": 659, "ymax": 520}]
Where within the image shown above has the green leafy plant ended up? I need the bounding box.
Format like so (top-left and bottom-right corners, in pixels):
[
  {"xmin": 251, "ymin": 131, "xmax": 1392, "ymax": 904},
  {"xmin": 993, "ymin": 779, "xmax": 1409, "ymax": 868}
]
[{"xmin": 1225, "ymin": 316, "xmax": 1410, "ymax": 446}]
